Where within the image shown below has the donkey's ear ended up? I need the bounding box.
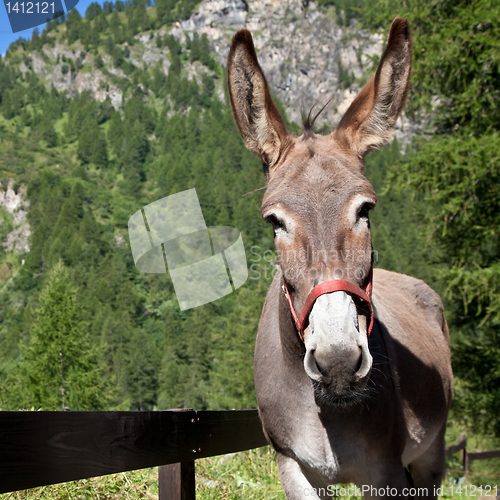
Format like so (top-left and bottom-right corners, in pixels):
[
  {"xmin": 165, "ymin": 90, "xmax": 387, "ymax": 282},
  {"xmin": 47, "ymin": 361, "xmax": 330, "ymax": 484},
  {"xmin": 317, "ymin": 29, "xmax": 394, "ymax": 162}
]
[
  {"xmin": 227, "ymin": 29, "xmax": 290, "ymax": 170},
  {"xmin": 333, "ymin": 17, "xmax": 412, "ymax": 157}
]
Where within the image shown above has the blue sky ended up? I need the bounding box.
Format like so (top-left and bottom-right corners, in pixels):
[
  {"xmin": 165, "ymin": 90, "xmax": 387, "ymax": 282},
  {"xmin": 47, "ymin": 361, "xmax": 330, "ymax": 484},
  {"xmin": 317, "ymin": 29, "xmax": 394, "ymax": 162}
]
[{"xmin": 0, "ymin": 0, "xmax": 108, "ymax": 56}]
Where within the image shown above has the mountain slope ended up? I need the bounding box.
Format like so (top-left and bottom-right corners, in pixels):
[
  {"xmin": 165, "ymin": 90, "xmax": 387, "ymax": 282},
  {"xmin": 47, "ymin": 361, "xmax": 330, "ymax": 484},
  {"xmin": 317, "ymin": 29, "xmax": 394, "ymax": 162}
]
[{"xmin": 0, "ymin": 0, "xmax": 425, "ymax": 412}]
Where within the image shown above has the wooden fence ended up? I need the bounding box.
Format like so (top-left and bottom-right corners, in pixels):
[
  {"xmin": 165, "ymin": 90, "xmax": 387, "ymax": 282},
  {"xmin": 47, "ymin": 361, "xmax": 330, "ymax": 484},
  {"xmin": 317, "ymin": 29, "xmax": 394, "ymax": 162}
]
[
  {"xmin": 2, "ymin": 411, "xmax": 499, "ymax": 499},
  {"xmin": 0, "ymin": 409, "xmax": 267, "ymax": 499},
  {"xmin": 446, "ymin": 436, "xmax": 500, "ymax": 478}
]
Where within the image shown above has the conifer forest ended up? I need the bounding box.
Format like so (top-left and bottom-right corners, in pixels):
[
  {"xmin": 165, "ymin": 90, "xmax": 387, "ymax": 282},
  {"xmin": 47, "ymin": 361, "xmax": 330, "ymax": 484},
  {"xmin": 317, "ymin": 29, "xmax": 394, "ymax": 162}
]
[{"xmin": 0, "ymin": 0, "xmax": 499, "ymax": 461}]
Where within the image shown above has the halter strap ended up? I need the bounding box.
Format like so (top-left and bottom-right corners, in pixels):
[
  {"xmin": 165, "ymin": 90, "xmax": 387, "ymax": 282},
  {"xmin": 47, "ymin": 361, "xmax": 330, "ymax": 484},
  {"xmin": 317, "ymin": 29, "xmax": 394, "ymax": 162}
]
[{"xmin": 282, "ymin": 268, "xmax": 374, "ymax": 342}]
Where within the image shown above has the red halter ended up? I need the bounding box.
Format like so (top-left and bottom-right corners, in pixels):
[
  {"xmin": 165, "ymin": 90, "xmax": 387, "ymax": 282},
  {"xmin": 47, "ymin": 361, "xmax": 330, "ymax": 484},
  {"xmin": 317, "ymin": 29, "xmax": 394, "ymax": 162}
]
[{"xmin": 281, "ymin": 268, "xmax": 374, "ymax": 342}]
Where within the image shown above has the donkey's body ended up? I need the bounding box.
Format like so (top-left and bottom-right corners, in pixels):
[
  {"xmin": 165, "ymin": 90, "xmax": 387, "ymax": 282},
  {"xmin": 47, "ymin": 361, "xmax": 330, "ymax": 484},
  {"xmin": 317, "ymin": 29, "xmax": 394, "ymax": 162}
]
[
  {"xmin": 256, "ymin": 268, "xmax": 452, "ymax": 497},
  {"xmin": 227, "ymin": 17, "xmax": 453, "ymax": 499}
]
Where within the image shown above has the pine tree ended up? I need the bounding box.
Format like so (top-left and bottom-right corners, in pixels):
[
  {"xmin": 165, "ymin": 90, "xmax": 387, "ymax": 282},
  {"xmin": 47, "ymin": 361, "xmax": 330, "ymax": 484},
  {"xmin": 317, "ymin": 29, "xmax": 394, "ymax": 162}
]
[
  {"xmin": 2, "ymin": 262, "xmax": 110, "ymax": 410},
  {"xmin": 77, "ymin": 116, "xmax": 108, "ymax": 167},
  {"xmin": 39, "ymin": 117, "xmax": 58, "ymax": 148},
  {"xmin": 66, "ymin": 9, "xmax": 82, "ymax": 44}
]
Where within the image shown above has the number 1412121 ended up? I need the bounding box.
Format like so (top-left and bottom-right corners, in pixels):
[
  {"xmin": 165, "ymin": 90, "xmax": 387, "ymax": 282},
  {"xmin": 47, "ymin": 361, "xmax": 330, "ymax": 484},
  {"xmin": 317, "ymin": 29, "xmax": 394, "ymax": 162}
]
[
  {"xmin": 451, "ymin": 485, "xmax": 498, "ymax": 496},
  {"xmin": 5, "ymin": 2, "xmax": 55, "ymax": 14}
]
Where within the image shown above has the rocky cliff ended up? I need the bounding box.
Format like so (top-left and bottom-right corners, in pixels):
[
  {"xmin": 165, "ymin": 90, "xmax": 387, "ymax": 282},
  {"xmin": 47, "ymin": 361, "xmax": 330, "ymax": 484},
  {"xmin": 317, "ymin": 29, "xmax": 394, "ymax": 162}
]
[
  {"xmin": 0, "ymin": 180, "xmax": 30, "ymax": 254},
  {"xmin": 178, "ymin": 0, "xmax": 383, "ymax": 129},
  {"xmin": 19, "ymin": 0, "xmax": 415, "ymax": 140},
  {"xmin": 179, "ymin": 0, "xmax": 415, "ymax": 139}
]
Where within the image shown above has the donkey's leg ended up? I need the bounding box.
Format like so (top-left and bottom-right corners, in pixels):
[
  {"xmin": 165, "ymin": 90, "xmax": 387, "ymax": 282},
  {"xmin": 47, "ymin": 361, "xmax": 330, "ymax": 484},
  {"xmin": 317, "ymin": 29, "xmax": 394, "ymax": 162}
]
[
  {"xmin": 409, "ymin": 425, "xmax": 447, "ymax": 500},
  {"xmin": 355, "ymin": 462, "xmax": 412, "ymax": 500},
  {"xmin": 276, "ymin": 453, "xmax": 331, "ymax": 500}
]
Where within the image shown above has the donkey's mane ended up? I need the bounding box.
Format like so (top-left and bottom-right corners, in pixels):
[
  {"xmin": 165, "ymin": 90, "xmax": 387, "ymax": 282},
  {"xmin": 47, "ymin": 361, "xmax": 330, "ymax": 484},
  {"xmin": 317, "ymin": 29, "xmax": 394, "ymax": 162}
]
[{"xmin": 301, "ymin": 95, "xmax": 335, "ymax": 139}]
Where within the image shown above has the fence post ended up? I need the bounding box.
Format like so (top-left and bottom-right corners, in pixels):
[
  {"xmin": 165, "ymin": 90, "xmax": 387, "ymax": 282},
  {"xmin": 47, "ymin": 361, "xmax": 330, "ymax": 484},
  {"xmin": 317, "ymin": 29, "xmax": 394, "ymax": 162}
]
[
  {"xmin": 158, "ymin": 462, "xmax": 195, "ymax": 500},
  {"xmin": 462, "ymin": 439, "xmax": 469, "ymax": 480}
]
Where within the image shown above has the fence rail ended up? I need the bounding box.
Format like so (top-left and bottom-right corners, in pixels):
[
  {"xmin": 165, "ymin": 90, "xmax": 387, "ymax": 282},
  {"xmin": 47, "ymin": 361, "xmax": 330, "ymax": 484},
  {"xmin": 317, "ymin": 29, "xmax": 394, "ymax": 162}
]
[
  {"xmin": 0, "ymin": 409, "xmax": 267, "ymax": 498},
  {"xmin": 446, "ymin": 436, "xmax": 500, "ymax": 478},
  {"xmin": 3, "ymin": 411, "xmax": 499, "ymax": 498}
]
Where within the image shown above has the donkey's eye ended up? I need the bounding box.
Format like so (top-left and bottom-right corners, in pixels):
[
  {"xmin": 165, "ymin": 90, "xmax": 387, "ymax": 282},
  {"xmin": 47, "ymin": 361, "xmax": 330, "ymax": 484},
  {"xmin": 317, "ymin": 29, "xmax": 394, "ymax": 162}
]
[
  {"xmin": 356, "ymin": 202, "xmax": 374, "ymax": 223},
  {"xmin": 265, "ymin": 214, "xmax": 287, "ymax": 236}
]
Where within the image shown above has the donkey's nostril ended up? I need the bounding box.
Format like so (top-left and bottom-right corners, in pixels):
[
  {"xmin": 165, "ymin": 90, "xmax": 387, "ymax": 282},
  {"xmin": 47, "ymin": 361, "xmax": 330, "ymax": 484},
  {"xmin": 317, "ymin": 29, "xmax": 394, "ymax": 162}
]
[
  {"xmin": 313, "ymin": 356, "xmax": 329, "ymax": 377},
  {"xmin": 354, "ymin": 346, "xmax": 363, "ymax": 373},
  {"xmin": 354, "ymin": 342, "xmax": 373, "ymax": 381},
  {"xmin": 304, "ymin": 349, "xmax": 324, "ymax": 383}
]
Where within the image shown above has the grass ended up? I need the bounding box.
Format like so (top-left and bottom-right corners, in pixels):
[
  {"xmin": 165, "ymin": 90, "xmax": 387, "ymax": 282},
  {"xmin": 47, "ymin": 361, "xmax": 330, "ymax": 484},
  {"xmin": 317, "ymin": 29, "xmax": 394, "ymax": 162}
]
[
  {"xmin": 1, "ymin": 445, "xmax": 499, "ymax": 500},
  {"xmin": 0, "ymin": 468, "xmax": 159, "ymax": 500},
  {"xmin": 195, "ymin": 447, "xmax": 285, "ymax": 500},
  {"xmin": 0, "ymin": 448, "xmax": 283, "ymax": 500}
]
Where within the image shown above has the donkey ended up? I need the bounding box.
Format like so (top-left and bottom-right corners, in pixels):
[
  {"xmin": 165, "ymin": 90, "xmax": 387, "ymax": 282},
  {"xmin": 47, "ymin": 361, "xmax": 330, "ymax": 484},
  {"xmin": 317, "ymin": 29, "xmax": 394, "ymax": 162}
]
[{"xmin": 227, "ymin": 17, "xmax": 453, "ymax": 499}]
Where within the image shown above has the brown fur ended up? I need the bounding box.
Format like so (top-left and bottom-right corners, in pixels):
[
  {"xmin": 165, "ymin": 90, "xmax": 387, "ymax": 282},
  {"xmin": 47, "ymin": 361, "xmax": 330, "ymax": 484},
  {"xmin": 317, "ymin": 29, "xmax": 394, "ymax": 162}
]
[{"xmin": 228, "ymin": 18, "xmax": 452, "ymax": 499}]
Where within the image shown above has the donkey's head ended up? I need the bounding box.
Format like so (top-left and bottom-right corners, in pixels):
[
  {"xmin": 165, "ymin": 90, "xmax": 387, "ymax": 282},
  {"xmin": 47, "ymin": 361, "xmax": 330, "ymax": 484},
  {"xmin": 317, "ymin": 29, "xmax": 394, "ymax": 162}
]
[{"xmin": 228, "ymin": 18, "xmax": 412, "ymax": 404}]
